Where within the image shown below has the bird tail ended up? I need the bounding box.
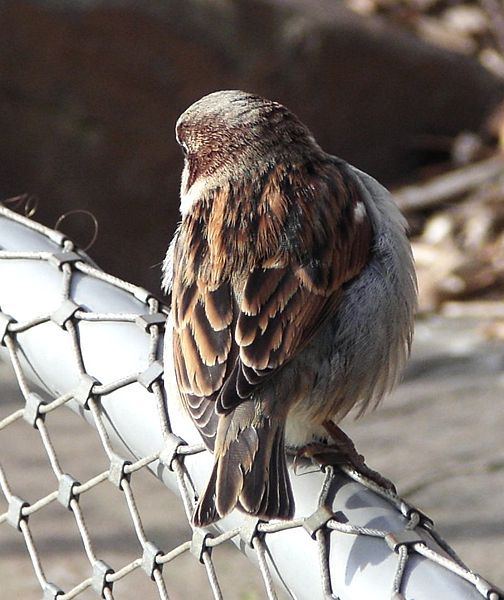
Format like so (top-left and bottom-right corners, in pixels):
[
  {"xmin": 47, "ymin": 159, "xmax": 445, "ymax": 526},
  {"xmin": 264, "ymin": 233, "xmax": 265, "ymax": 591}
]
[{"xmin": 193, "ymin": 406, "xmax": 294, "ymax": 527}]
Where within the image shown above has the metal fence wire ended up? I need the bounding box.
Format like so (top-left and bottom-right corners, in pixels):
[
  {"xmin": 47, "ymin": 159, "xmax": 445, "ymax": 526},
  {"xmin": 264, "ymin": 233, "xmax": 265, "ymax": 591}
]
[{"xmin": 0, "ymin": 203, "xmax": 502, "ymax": 600}]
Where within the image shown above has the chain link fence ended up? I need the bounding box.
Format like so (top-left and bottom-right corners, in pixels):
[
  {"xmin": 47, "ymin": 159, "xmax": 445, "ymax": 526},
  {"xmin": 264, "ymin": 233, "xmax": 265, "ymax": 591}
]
[{"xmin": 0, "ymin": 202, "xmax": 502, "ymax": 600}]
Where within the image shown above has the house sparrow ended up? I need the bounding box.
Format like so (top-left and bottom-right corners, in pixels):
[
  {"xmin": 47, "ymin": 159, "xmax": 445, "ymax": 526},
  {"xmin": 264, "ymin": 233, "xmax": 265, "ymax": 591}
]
[{"xmin": 162, "ymin": 90, "xmax": 417, "ymax": 527}]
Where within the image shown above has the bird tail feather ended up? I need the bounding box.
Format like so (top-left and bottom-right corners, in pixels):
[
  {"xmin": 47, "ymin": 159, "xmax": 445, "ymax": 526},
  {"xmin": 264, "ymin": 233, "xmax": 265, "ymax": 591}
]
[{"xmin": 193, "ymin": 409, "xmax": 294, "ymax": 527}]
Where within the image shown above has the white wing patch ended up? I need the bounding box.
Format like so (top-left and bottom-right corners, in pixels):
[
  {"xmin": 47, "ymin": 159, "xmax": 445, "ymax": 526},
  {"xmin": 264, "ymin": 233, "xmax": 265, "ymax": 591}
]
[{"xmin": 354, "ymin": 201, "xmax": 367, "ymax": 223}]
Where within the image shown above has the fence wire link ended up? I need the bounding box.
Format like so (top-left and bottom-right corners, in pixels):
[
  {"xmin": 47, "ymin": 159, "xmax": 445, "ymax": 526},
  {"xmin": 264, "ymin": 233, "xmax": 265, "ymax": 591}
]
[{"xmin": 0, "ymin": 203, "xmax": 502, "ymax": 600}]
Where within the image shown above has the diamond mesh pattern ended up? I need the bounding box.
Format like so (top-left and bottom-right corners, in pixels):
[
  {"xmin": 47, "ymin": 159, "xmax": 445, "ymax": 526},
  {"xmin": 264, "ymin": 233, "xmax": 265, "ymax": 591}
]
[{"xmin": 0, "ymin": 203, "xmax": 501, "ymax": 600}]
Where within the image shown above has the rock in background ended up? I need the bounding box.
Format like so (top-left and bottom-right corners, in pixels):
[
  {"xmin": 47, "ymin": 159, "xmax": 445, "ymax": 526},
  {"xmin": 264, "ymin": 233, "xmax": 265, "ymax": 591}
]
[{"xmin": 0, "ymin": 0, "xmax": 502, "ymax": 291}]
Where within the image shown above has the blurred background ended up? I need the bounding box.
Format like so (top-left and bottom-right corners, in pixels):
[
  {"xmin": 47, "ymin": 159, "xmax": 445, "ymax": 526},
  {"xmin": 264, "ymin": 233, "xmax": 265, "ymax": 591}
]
[
  {"xmin": 1, "ymin": 0, "xmax": 504, "ymax": 597},
  {"xmin": 1, "ymin": 0, "xmax": 504, "ymax": 297}
]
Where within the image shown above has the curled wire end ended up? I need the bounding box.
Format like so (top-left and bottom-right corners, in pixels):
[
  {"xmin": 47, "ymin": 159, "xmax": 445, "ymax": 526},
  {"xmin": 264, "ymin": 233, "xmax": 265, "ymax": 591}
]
[
  {"xmin": 3, "ymin": 194, "xmax": 39, "ymax": 218},
  {"xmin": 54, "ymin": 209, "xmax": 99, "ymax": 252}
]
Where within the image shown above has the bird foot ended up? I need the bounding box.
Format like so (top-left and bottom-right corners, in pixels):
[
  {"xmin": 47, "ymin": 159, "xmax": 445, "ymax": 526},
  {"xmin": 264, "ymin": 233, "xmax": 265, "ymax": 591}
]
[{"xmin": 294, "ymin": 423, "xmax": 396, "ymax": 494}]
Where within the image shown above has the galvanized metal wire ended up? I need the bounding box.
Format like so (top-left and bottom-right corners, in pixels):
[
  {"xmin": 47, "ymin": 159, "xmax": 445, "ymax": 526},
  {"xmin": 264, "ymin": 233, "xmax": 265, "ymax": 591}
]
[{"xmin": 0, "ymin": 203, "xmax": 502, "ymax": 600}]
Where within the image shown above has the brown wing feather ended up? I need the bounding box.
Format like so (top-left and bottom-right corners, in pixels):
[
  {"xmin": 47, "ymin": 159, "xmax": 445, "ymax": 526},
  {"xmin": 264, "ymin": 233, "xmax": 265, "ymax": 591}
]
[
  {"xmin": 171, "ymin": 210, "xmax": 236, "ymax": 449},
  {"xmin": 217, "ymin": 269, "xmax": 341, "ymax": 414},
  {"xmin": 172, "ymin": 278, "xmax": 234, "ymax": 449},
  {"xmin": 172, "ymin": 160, "xmax": 372, "ymax": 444}
]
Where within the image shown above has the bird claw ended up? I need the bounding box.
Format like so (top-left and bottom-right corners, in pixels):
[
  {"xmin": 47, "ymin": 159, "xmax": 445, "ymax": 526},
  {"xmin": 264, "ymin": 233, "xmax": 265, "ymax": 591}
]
[
  {"xmin": 294, "ymin": 439, "xmax": 396, "ymax": 494},
  {"xmin": 292, "ymin": 443, "xmax": 341, "ymax": 475}
]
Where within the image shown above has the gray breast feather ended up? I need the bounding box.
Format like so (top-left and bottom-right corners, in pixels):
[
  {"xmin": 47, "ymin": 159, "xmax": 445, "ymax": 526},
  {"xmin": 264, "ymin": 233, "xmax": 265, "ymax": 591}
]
[
  {"xmin": 165, "ymin": 163, "xmax": 418, "ymax": 444},
  {"xmin": 306, "ymin": 165, "xmax": 417, "ymax": 421}
]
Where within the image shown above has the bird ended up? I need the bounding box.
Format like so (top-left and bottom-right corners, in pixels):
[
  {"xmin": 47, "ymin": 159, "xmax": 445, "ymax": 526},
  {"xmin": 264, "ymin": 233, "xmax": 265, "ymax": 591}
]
[{"xmin": 162, "ymin": 90, "xmax": 417, "ymax": 527}]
